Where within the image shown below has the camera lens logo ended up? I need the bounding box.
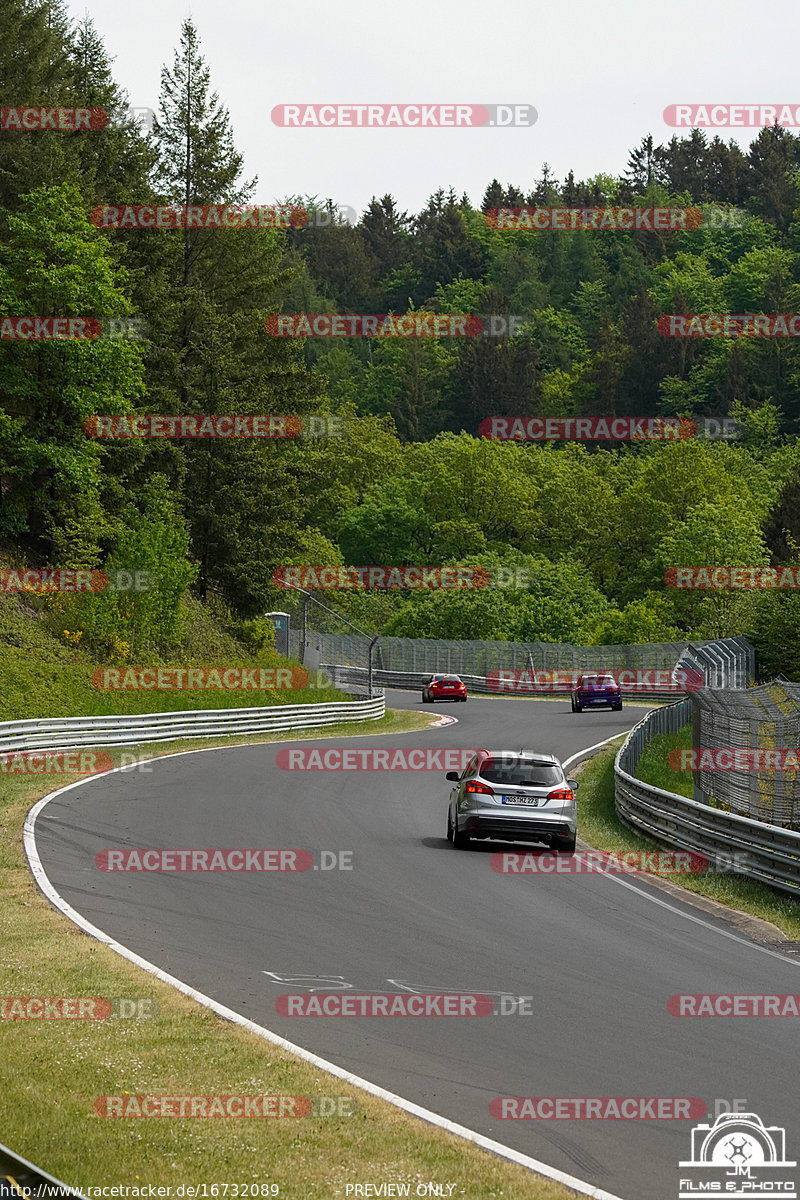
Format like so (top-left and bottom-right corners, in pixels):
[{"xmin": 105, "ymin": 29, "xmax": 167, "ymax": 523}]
[{"xmin": 679, "ymin": 1112, "xmax": 796, "ymax": 1198}]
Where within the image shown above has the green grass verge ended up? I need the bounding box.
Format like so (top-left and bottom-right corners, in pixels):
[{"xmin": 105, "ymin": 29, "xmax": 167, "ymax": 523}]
[
  {"xmin": 0, "ymin": 708, "xmax": 580, "ymax": 1200},
  {"xmin": 576, "ymin": 737, "xmax": 800, "ymax": 939},
  {"xmin": 635, "ymin": 725, "xmax": 693, "ymax": 798}
]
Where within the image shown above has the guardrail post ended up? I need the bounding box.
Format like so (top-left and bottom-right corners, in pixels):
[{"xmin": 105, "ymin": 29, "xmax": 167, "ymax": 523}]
[{"xmin": 368, "ymin": 635, "xmax": 380, "ymax": 700}]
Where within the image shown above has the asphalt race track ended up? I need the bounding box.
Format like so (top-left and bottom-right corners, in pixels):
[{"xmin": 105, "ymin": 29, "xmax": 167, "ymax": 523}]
[{"xmin": 31, "ymin": 692, "xmax": 800, "ymax": 1200}]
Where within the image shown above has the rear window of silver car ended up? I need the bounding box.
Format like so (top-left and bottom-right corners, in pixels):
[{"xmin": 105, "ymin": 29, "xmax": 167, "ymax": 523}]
[{"xmin": 479, "ymin": 758, "xmax": 562, "ymax": 786}]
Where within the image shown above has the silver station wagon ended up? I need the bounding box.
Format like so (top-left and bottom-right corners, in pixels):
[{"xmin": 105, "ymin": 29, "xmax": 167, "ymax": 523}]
[{"xmin": 446, "ymin": 749, "xmax": 578, "ymax": 853}]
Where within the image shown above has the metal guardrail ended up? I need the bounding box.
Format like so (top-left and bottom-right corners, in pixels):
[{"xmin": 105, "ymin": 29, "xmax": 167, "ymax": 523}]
[
  {"xmin": 324, "ymin": 664, "xmax": 495, "ymax": 694},
  {"xmin": 614, "ymin": 701, "xmax": 800, "ymax": 897},
  {"xmin": 0, "ymin": 1140, "xmax": 86, "ymax": 1198},
  {"xmin": 322, "ymin": 664, "xmax": 702, "ymax": 701},
  {"xmin": 0, "ymin": 696, "xmax": 385, "ymax": 756}
]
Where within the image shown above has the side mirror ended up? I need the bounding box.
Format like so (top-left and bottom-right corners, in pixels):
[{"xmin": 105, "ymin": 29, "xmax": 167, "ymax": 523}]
[
  {"xmin": 567, "ymin": 778, "xmax": 579, "ymax": 791},
  {"xmin": 445, "ymin": 771, "xmax": 460, "ymax": 782}
]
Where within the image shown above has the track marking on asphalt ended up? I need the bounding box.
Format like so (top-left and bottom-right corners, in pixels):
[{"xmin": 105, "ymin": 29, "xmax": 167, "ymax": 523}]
[
  {"xmin": 24, "ymin": 750, "xmax": 624, "ymax": 1200},
  {"xmin": 573, "ymin": 867, "xmax": 800, "ymax": 966}
]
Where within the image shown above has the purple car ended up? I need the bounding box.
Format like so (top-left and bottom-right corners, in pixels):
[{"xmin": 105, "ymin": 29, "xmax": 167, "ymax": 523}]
[{"xmin": 571, "ymin": 672, "xmax": 623, "ymax": 712}]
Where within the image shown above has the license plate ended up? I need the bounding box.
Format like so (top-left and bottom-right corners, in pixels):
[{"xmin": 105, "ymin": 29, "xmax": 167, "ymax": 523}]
[{"xmin": 502, "ymin": 796, "xmax": 539, "ymax": 806}]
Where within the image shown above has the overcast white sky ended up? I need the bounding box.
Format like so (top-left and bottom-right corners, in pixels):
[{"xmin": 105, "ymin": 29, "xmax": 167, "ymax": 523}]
[{"xmin": 67, "ymin": 0, "xmax": 800, "ymax": 216}]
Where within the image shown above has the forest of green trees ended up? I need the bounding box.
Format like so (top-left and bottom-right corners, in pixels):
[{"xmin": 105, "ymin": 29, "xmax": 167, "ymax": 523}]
[{"xmin": 5, "ymin": 2, "xmax": 800, "ymax": 680}]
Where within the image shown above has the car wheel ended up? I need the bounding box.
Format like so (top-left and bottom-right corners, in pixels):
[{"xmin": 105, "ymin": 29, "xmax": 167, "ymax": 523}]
[
  {"xmin": 553, "ymin": 833, "xmax": 576, "ymax": 855},
  {"xmin": 613, "ymin": 702, "xmax": 623, "ymax": 711},
  {"xmin": 446, "ymin": 807, "xmax": 454, "ymax": 842},
  {"xmin": 452, "ymin": 814, "xmax": 471, "ymax": 849},
  {"xmin": 572, "ymin": 699, "xmax": 582, "ymax": 713},
  {"xmin": 460, "ymin": 696, "xmax": 467, "ymax": 703},
  {"xmin": 422, "ymin": 693, "xmax": 431, "ymax": 703}
]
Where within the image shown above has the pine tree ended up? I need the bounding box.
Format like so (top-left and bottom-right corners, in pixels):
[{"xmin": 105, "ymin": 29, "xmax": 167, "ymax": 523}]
[
  {"xmin": 481, "ymin": 179, "xmax": 505, "ymax": 212},
  {"xmin": 747, "ymin": 126, "xmax": 800, "ymax": 229},
  {"xmin": 68, "ymin": 16, "xmax": 155, "ymax": 206},
  {"xmin": 0, "ymin": 0, "xmax": 74, "ymax": 208},
  {"xmin": 141, "ymin": 18, "xmax": 322, "ymax": 608},
  {"xmin": 624, "ymin": 135, "xmax": 658, "ymax": 195},
  {"xmin": 360, "ymin": 195, "xmax": 410, "ymax": 288},
  {"xmin": 413, "ymin": 190, "xmax": 486, "ymax": 303}
]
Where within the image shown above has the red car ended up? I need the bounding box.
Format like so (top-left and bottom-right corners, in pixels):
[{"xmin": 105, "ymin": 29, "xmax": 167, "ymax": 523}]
[{"xmin": 421, "ymin": 673, "xmax": 467, "ymax": 703}]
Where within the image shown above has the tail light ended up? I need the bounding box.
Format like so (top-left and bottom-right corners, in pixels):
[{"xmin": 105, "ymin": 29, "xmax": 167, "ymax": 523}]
[
  {"xmin": 466, "ymin": 781, "xmax": 494, "ymax": 796},
  {"xmin": 547, "ymin": 787, "xmax": 574, "ymax": 801}
]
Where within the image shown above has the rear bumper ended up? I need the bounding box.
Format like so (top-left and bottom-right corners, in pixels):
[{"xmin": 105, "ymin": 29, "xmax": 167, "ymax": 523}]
[
  {"xmin": 574, "ymin": 693, "xmax": 621, "ymax": 707},
  {"xmin": 461, "ymin": 810, "xmax": 576, "ymax": 842}
]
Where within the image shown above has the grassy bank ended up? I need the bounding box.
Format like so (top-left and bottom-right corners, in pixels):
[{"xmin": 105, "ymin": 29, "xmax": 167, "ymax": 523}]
[
  {"xmin": 634, "ymin": 724, "xmax": 694, "ymax": 798},
  {"xmin": 0, "ymin": 591, "xmax": 344, "ymax": 719}
]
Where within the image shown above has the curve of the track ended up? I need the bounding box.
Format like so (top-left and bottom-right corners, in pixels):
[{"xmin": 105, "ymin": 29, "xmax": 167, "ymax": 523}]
[{"xmin": 32, "ymin": 693, "xmax": 800, "ymax": 1200}]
